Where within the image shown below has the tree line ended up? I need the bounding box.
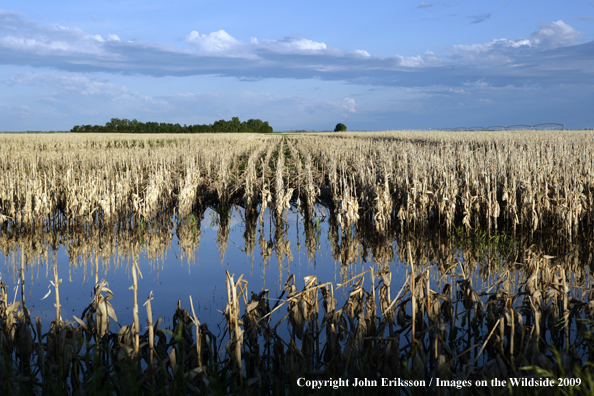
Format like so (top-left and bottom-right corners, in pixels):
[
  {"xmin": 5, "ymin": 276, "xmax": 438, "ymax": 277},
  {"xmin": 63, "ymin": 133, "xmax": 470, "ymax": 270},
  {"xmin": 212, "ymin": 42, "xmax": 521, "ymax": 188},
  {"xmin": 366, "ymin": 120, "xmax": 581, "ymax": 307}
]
[{"xmin": 71, "ymin": 117, "xmax": 273, "ymax": 133}]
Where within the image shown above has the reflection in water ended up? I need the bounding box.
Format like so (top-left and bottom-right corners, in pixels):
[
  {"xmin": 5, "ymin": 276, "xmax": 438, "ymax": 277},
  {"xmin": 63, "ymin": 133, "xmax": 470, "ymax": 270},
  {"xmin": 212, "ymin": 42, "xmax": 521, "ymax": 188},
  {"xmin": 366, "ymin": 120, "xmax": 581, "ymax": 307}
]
[
  {"xmin": 2, "ymin": 202, "xmax": 594, "ymax": 394},
  {"xmin": 2, "ymin": 202, "xmax": 593, "ymax": 329},
  {"xmin": 176, "ymin": 207, "xmax": 204, "ymax": 267},
  {"xmin": 214, "ymin": 203, "xmax": 231, "ymax": 266}
]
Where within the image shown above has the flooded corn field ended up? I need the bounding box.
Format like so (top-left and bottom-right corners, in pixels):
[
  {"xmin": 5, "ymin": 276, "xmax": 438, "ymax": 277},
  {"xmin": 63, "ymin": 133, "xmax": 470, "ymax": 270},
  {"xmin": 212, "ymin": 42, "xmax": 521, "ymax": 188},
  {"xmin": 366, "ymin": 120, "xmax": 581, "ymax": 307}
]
[{"xmin": 2, "ymin": 131, "xmax": 594, "ymax": 395}]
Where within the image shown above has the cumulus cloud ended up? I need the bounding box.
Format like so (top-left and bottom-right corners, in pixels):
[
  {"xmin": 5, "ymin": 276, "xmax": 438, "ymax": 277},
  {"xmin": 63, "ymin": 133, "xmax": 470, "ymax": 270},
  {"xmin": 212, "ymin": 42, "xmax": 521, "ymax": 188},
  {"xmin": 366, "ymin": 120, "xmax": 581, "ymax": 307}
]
[
  {"xmin": 396, "ymin": 55, "xmax": 424, "ymax": 67},
  {"xmin": 186, "ymin": 30, "xmax": 241, "ymax": 52},
  {"xmin": 446, "ymin": 20, "xmax": 585, "ymax": 69},
  {"xmin": 186, "ymin": 30, "xmax": 329, "ymax": 56},
  {"xmin": 529, "ymin": 20, "xmax": 582, "ymax": 49},
  {"xmin": 418, "ymin": 2, "xmax": 433, "ymax": 8}
]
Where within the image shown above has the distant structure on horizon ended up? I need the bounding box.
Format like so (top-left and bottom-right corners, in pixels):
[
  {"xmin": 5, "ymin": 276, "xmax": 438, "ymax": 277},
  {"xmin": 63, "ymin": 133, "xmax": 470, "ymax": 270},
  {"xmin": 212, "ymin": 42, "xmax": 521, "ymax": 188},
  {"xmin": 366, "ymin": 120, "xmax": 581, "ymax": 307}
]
[{"xmin": 431, "ymin": 123, "xmax": 565, "ymax": 131}]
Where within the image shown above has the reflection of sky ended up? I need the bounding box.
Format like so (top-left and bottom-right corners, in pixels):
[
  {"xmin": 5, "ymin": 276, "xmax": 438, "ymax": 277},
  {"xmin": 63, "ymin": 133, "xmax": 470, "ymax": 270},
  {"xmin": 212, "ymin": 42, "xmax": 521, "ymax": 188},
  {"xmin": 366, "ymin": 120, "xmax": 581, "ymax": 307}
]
[
  {"xmin": 0, "ymin": 205, "xmax": 408, "ymax": 337},
  {"xmin": 0, "ymin": 204, "xmax": 519, "ymax": 343}
]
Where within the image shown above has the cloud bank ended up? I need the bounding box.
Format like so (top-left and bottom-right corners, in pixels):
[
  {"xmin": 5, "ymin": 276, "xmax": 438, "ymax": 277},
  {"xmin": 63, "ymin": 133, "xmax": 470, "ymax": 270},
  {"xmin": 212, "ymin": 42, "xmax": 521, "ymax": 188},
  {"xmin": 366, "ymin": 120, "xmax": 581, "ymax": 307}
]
[{"xmin": 1, "ymin": 9, "xmax": 592, "ymax": 92}]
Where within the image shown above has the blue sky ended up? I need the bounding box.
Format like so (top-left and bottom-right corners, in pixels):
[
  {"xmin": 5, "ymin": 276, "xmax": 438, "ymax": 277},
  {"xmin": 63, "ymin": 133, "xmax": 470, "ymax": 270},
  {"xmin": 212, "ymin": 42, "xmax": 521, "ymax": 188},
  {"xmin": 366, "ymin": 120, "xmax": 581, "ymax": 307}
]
[{"xmin": 1, "ymin": 1, "xmax": 593, "ymax": 131}]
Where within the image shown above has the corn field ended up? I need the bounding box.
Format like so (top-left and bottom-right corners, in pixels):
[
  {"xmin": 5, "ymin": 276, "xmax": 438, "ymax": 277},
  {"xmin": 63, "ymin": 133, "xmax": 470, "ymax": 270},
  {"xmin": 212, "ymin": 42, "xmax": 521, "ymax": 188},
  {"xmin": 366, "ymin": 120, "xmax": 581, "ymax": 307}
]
[
  {"xmin": 1, "ymin": 131, "xmax": 594, "ymax": 395},
  {"xmin": 1, "ymin": 131, "xmax": 593, "ymax": 237}
]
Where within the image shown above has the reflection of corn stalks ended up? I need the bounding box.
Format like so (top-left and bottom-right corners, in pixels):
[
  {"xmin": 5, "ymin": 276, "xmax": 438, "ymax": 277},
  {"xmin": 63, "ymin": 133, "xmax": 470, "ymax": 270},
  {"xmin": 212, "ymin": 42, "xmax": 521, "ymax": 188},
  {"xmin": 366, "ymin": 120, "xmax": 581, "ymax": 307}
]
[
  {"xmin": 243, "ymin": 204, "xmax": 258, "ymax": 260},
  {"xmin": 330, "ymin": 227, "xmax": 361, "ymax": 267},
  {"xmin": 274, "ymin": 217, "xmax": 294, "ymax": 265},
  {"xmin": 177, "ymin": 212, "xmax": 202, "ymax": 265},
  {"xmin": 303, "ymin": 210, "xmax": 320, "ymax": 262},
  {"xmin": 1, "ymin": 245, "xmax": 594, "ymax": 394},
  {"xmin": 215, "ymin": 207, "xmax": 230, "ymax": 265},
  {"xmin": 259, "ymin": 231, "xmax": 273, "ymax": 265}
]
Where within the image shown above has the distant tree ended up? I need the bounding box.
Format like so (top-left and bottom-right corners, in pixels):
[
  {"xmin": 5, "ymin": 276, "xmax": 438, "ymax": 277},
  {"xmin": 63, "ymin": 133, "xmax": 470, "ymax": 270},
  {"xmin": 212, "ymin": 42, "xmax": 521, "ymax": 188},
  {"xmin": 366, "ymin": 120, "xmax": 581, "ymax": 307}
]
[
  {"xmin": 71, "ymin": 117, "xmax": 273, "ymax": 134},
  {"xmin": 334, "ymin": 123, "xmax": 347, "ymax": 132},
  {"xmin": 229, "ymin": 117, "xmax": 241, "ymax": 132},
  {"xmin": 260, "ymin": 121, "xmax": 273, "ymax": 133},
  {"xmin": 245, "ymin": 118, "xmax": 263, "ymax": 132}
]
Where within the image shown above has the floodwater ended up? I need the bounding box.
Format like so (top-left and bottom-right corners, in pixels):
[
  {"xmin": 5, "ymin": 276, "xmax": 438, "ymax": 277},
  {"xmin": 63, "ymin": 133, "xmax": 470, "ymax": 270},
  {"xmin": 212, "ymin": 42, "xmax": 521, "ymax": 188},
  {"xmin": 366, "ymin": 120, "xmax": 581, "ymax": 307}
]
[
  {"xmin": 1, "ymin": 203, "xmax": 591, "ymax": 341},
  {"xmin": 0, "ymin": 205, "xmax": 407, "ymax": 334}
]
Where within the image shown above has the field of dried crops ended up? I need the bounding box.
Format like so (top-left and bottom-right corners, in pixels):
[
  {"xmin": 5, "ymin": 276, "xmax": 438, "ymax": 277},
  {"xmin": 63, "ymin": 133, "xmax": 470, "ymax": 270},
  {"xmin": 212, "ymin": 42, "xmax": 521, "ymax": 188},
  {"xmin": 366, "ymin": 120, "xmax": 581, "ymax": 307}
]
[
  {"xmin": 1, "ymin": 130, "xmax": 593, "ymax": 237},
  {"xmin": 2, "ymin": 131, "xmax": 594, "ymax": 395}
]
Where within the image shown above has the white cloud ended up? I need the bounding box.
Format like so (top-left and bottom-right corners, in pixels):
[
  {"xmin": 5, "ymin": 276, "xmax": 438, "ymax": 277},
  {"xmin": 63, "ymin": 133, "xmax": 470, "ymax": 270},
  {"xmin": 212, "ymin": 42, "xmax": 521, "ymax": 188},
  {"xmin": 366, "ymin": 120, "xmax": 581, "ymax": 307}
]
[
  {"xmin": 0, "ymin": 36, "xmax": 69, "ymax": 53},
  {"xmin": 449, "ymin": 38, "xmax": 531, "ymax": 55},
  {"xmin": 257, "ymin": 36, "xmax": 327, "ymax": 53},
  {"xmin": 341, "ymin": 97, "xmax": 356, "ymax": 113},
  {"xmin": 186, "ymin": 30, "xmax": 241, "ymax": 52},
  {"xmin": 529, "ymin": 20, "xmax": 583, "ymax": 49},
  {"xmin": 450, "ymin": 20, "xmax": 581, "ymax": 56},
  {"xmin": 397, "ymin": 55, "xmax": 424, "ymax": 67},
  {"xmin": 187, "ymin": 30, "xmax": 329, "ymax": 56}
]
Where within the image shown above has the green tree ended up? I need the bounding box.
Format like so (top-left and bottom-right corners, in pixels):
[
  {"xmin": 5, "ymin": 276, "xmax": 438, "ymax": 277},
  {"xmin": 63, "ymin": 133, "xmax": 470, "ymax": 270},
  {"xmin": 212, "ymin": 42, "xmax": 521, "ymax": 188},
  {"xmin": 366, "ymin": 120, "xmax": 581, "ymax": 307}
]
[
  {"xmin": 245, "ymin": 118, "xmax": 263, "ymax": 132},
  {"xmin": 334, "ymin": 123, "xmax": 347, "ymax": 132},
  {"xmin": 260, "ymin": 121, "xmax": 273, "ymax": 133},
  {"xmin": 229, "ymin": 117, "xmax": 241, "ymax": 132},
  {"xmin": 72, "ymin": 117, "xmax": 274, "ymax": 134}
]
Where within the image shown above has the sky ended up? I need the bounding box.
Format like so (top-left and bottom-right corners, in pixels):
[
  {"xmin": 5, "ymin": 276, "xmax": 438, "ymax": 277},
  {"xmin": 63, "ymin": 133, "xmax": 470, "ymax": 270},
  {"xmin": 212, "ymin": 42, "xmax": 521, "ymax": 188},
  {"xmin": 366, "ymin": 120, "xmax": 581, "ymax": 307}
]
[{"xmin": 1, "ymin": 1, "xmax": 593, "ymax": 131}]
